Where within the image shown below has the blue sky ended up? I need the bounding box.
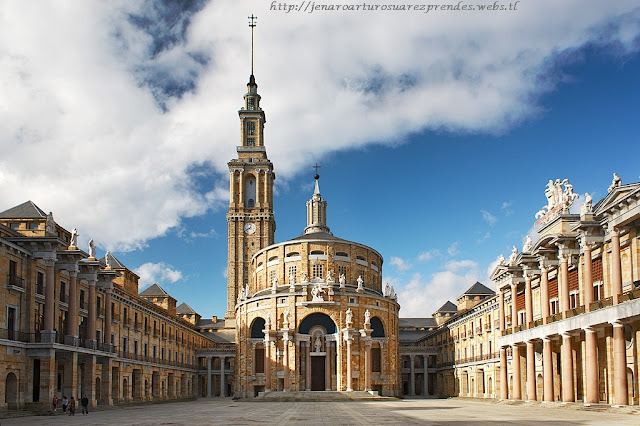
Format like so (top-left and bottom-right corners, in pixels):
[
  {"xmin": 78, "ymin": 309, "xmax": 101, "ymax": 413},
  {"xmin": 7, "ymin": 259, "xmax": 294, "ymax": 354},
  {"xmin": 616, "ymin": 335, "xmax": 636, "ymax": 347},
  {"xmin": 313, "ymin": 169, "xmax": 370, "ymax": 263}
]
[{"xmin": 1, "ymin": 1, "xmax": 639, "ymax": 318}]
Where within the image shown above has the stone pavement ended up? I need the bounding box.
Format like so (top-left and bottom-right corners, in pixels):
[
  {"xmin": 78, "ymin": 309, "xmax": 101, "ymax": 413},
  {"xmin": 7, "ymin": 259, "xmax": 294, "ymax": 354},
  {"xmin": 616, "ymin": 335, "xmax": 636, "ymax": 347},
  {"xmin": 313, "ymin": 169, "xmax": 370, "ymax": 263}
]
[{"xmin": 2, "ymin": 398, "xmax": 639, "ymax": 425}]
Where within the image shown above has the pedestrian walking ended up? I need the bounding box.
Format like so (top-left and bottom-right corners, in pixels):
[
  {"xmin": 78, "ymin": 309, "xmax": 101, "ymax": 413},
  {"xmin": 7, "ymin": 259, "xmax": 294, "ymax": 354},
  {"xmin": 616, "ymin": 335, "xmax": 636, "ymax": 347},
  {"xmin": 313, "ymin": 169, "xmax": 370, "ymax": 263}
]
[
  {"xmin": 62, "ymin": 395, "xmax": 68, "ymax": 413},
  {"xmin": 52, "ymin": 395, "xmax": 58, "ymax": 412},
  {"xmin": 81, "ymin": 395, "xmax": 89, "ymax": 415},
  {"xmin": 68, "ymin": 396, "xmax": 76, "ymax": 416}
]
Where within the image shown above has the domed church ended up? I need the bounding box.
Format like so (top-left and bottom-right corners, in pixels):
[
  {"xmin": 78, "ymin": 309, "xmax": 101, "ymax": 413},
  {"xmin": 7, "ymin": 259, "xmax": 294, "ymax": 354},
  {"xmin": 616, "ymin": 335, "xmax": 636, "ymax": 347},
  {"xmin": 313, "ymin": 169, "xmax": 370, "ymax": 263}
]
[{"xmin": 226, "ymin": 72, "xmax": 400, "ymax": 397}]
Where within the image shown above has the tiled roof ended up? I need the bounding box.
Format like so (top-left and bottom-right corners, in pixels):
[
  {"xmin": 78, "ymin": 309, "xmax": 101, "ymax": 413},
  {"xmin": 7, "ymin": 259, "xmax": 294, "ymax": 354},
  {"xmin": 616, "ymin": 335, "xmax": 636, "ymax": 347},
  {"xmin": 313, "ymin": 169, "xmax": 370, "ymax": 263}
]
[
  {"xmin": 399, "ymin": 318, "xmax": 437, "ymax": 328},
  {"xmin": 139, "ymin": 283, "xmax": 169, "ymax": 297},
  {"xmin": 176, "ymin": 302, "xmax": 196, "ymax": 314},
  {"xmin": 463, "ymin": 281, "xmax": 495, "ymax": 296},
  {"xmin": 0, "ymin": 200, "xmax": 48, "ymax": 219},
  {"xmin": 435, "ymin": 301, "xmax": 457, "ymax": 313},
  {"xmin": 99, "ymin": 252, "xmax": 127, "ymax": 269}
]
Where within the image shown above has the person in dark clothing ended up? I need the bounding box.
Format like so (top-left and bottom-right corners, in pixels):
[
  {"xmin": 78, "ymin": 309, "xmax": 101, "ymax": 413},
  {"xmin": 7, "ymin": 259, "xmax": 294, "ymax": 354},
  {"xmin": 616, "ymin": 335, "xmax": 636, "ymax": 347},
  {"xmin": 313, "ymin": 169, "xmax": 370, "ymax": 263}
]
[{"xmin": 81, "ymin": 396, "xmax": 89, "ymax": 415}]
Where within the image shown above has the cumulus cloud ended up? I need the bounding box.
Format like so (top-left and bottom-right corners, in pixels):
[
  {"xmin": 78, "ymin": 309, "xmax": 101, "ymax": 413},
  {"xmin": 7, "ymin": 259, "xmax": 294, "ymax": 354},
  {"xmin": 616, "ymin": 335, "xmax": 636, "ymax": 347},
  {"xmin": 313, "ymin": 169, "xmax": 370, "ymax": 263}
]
[
  {"xmin": 445, "ymin": 259, "xmax": 478, "ymax": 272},
  {"xmin": 501, "ymin": 201, "xmax": 514, "ymax": 216},
  {"xmin": 390, "ymin": 256, "xmax": 413, "ymax": 271},
  {"xmin": 396, "ymin": 260, "xmax": 481, "ymax": 317},
  {"xmin": 447, "ymin": 242, "xmax": 460, "ymax": 257},
  {"xmin": 134, "ymin": 261, "xmax": 183, "ymax": 289},
  {"xmin": 417, "ymin": 249, "xmax": 440, "ymax": 262},
  {"xmin": 1, "ymin": 1, "xmax": 639, "ymax": 251}
]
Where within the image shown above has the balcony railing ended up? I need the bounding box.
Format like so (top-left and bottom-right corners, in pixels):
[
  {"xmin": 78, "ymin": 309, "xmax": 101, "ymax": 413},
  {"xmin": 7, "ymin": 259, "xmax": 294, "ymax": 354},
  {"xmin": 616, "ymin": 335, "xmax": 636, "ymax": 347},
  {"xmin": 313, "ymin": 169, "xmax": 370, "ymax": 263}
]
[
  {"xmin": 144, "ymin": 326, "xmax": 151, "ymax": 335},
  {"xmin": 79, "ymin": 299, "xmax": 86, "ymax": 310},
  {"xmin": 116, "ymin": 350, "xmax": 197, "ymax": 369},
  {"xmin": 0, "ymin": 328, "xmax": 32, "ymax": 342},
  {"xmin": 153, "ymin": 328, "xmax": 159, "ymax": 337},
  {"xmin": 590, "ymin": 296, "xmax": 613, "ymax": 311},
  {"xmin": 98, "ymin": 308, "xmax": 105, "ymax": 317},
  {"xmin": 6, "ymin": 275, "xmax": 25, "ymax": 290},
  {"xmin": 59, "ymin": 293, "xmax": 68, "ymax": 304},
  {"xmin": 112, "ymin": 313, "xmax": 121, "ymax": 322},
  {"xmin": 124, "ymin": 317, "xmax": 132, "ymax": 327},
  {"xmin": 134, "ymin": 321, "xmax": 142, "ymax": 331}
]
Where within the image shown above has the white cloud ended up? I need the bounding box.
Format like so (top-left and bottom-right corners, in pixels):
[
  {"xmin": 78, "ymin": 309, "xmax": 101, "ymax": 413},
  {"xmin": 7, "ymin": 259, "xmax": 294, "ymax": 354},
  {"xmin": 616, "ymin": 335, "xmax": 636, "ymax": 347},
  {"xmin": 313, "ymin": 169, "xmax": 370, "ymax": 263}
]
[
  {"xmin": 390, "ymin": 256, "xmax": 413, "ymax": 271},
  {"xmin": 447, "ymin": 242, "xmax": 460, "ymax": 257},
  {"xmin": 445, "ymin": 259, "xmax": 478, "ymax": 272},
  {"xmin": 477, "ymin": 232, "xmax": 491, "ymax": 243},
  {"xmin": 501, "ymin": 201, "xmax": 514, "ymax": 216},
  {"xmin": 481, "ymin": 209, "xmax": 497, "ymax": 225},
  {"xmin": 134, "ymin": 262, "xmax": 183, "ymax": 289},
  {"xmin": 222, "ymin": 267, "xmax": 228, "ymax": 279},
  {"xmin": 1, "ymin": 1, "xmax": 639, "ymax": 250},
  {"xmin": 417, "ymin": 249, "xmax": 440, "ymax": 262}
]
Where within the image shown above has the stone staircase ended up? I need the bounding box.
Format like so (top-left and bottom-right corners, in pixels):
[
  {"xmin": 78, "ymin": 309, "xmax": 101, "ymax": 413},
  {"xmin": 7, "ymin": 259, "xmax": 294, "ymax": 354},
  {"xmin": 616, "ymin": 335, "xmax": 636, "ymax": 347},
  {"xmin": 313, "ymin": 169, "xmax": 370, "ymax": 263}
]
[{"xmin": 252, "ymin": 390, "xmax": 393, "ymax": 401}]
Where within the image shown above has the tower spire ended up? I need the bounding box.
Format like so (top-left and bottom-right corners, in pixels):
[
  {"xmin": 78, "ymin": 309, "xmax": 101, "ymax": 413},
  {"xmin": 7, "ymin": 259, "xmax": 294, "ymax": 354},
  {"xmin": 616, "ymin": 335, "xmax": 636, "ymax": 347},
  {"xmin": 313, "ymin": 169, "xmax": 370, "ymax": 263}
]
[
  {"xmin": 248, "ymin": 14, "xmax": 257, "ymax": 75},
  {"xmin": 305, "ymin": 168, "xmax": 331, "ymax": 235}
]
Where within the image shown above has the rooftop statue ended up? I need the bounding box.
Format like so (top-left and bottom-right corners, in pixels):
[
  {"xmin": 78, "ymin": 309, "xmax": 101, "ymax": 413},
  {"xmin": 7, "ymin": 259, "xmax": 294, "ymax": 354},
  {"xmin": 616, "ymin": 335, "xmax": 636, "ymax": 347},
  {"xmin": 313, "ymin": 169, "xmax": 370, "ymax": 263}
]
[
  {"xmin": 522, "ymin": 235, "xmax": 532, "ymax": 253},
  {"xmin": 70, "ymin": 228, "xmax": 79, "ymax": 248},
  {"xmin": 608, "ymin": 172, "xmax": 622, "ymax": 192},
  {"xmin": 88, "ymin": 239, "xmax": 96, "ymax": 259}
]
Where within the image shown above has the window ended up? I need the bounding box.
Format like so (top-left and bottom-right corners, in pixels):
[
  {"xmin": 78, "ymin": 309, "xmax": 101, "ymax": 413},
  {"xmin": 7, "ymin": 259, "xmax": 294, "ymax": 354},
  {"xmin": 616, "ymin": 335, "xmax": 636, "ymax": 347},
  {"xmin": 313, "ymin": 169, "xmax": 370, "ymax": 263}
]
[
  {"xmin": 79, "ymin": 289, "xmax": 86, "ymax": 310},
  {"xmin": 518, "ymin": 311, "xmax": 525, "ymax": 326},
  {"xmin": 349, "ymin": 297, "xmax": 356, "ymax": 304},
  {"xmin": 247, "ymin": 138, "xmax": 255, "ymax": 146},
  {"xmin": 247, "ymin": 97, "xmax": 255, "ymax": 110},
  {"xmin": 246, "ymin": 121, "xmax": 256, "ymax": 135},
  {"xmin": 372, "ymin": 347, "xmax": 381, "ymax": 373},
  {"xmin": 312, "ymin": 264, "xmax": 323, "ymax": 278},
  {"xmin": 288, "ymin": 265, "xmax": 297, "ymax": 281},
  {"xmin": 9, "ymin": 222, "xmax": 19, "ymax": 229},
  {"xmin": 153, "ymin": 345, "xmax": 157, "ymax": 358},
  {"xmin": 134, "ymin": 340, "xmax": 139, "ymax": 355},
  {"xmin": 550, "ymin": 298, "xmax": 559, "ymax": 315},
  {"xmin": 144, "ymin": 343, "xmax": 148, "ymax": 357},
  {"xmin": 36, "ymin": 271, "xmax": 45, "ymax": 295},
  {"xmin": 269, "ymin": 269, "xmax": 276, "ymax": 283},
  {"xmin": 338, "ymin": 265, "xmax": 347, "ymax": 277},
  {"xmin": 29, "ymin": 222, "xmax": 39, "ymax": 230},
  {"xmin": 123, "ymin": 337, "xmax": 128, "ymax": 353},
  {"xmin": 6, "ymin": 306, "xmax": 18, "ymax": 340},
  {"xmin": 59, "ymin": 281, "xmax": 67, "ymax": 303},
  {"xmin": 593, "ymin": 281, "xmax": 604, "ymax": 301},
  {"xmin": 569, "ymin": 291, "xmax": 578, "ymax": 309}
]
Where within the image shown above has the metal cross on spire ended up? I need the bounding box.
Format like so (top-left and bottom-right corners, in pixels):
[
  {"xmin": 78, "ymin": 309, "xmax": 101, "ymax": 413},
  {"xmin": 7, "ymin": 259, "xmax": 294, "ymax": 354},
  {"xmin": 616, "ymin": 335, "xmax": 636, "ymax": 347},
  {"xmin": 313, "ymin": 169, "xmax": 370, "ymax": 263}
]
[
  {"xmin": 313, "ymin": 163, "xmax": 321, "ymax": 179},
  {"xmin": 248, "ymin": 14, "xmax": 257, "ymax": 75}
]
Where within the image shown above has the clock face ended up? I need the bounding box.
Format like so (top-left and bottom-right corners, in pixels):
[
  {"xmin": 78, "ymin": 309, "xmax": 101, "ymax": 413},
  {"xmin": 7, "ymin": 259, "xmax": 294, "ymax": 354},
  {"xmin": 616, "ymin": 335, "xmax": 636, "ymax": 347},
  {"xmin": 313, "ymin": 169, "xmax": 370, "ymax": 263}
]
[{"xmin": 244, "ymin": 222, "xmax": 256, "ymax": 234}]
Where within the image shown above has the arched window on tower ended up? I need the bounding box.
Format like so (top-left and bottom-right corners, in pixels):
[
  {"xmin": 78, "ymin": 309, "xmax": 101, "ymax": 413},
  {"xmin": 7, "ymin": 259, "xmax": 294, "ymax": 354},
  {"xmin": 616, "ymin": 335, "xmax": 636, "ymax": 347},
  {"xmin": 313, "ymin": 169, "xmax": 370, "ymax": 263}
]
[{"xmin": 245, "ymin": 176, "xmax": 256, "ymax": 208}]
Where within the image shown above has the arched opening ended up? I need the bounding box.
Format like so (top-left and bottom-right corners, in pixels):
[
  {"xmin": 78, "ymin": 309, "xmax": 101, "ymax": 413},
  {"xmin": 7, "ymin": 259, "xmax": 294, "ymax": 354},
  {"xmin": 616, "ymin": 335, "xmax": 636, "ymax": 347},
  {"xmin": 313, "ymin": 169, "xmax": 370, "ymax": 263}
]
[
  {"xmin": 299, "ymin": 313, "xmax": 337, "ymax": 391},
  {"xmin": 488, "ymin": 377, "xmax": 493, "ymax": 395},
  {"xmin": 245, "ymin": 176, "xmax": 256, "ymax": 208},
  {"xmin": 536, "ymin": 374, "xmax": 543, "ymax": 401},
  {"xmin": 122, "ymin": 378, "xmax": 128, "ymax": 402},
  {"xmin": 5, "ymin": 372, "xmax": 18, "ymax": 409},
  {"xmin": 250, "ymin": 317, "xmax": 266, "ymax": 338},
  {"xmin": 370, "ymin": 317, "xmax": 385, "ymax": 338}
]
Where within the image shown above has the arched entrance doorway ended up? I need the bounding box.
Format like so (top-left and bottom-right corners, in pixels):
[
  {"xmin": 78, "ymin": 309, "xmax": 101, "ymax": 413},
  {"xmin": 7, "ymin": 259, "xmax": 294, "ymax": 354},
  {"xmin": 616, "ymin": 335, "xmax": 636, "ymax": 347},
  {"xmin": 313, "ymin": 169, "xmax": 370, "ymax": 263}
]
[
  {"xmin": 299, "ymin": 313, "xmax": 337, "ymax": 391},
  {"xmin": 5, "ymin": 372, "xmax": 18, "ymax": 409}
]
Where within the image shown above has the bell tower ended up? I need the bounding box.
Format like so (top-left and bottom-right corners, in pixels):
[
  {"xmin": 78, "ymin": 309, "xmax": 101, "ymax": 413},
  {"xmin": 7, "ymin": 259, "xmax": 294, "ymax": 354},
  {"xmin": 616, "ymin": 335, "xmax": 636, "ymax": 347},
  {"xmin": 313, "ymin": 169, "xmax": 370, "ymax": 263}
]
[{"xmin": 226, "ymin": 15, "xmax": 276, "ymax": 323}]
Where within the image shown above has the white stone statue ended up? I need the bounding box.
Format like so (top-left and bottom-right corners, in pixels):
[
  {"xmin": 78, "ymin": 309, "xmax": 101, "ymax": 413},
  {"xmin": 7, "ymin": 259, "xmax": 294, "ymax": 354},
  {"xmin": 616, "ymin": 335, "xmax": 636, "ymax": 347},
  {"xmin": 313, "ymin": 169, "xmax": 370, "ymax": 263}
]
[
  {"xmin": 265, "ymin": 314, "xmax": 271, "ymax": 329},
  {"xmin": 581, "ymin": 192, "xmax": 593, "ymax": 215},
  {"xmin": 283, "ymin": 309, "xmax": 290, "ymax": 327},
  {"xmin": 339, "ymin": 273, "xmax": 346, "ymax": 289},
  {"xmin": 364, "ymin": 309, "xmax": 371, "ymax": 326},
  {"xmin": 326, "ymin": 270, "xmax": 335, "ymax": 284},
  {"xmin": 272, "ymin": 276, "xmax": 278, "ymax": 289},
  {"xmin": 497, "ymin": 254, "xmax": 506, "ymax": 266},
  {"xmin": 608, "ymin": 172, "xmax": 622, "ymax": 192},
  {"xmin": 522, "ymin": 235, "xmax": 532, "ymax": 253},
  {"xmin": 384, "ymin": 283, "xmax": 391, "ymax": 297},
  {"xmin": 537, "ymin": 178, "xmax": 579, "ymax": 219},
  {"xmin": 544, "ymin": 180, "xmax": 555, "ymax": 209},
  {"xmin": 88, "ymin": 239, "xmax": 96, "ymax": 259},
  {"xmin": 314, "ymin": 335, "xmax": 322, "ymax": 352},
  {"xmin": 562, "ymin": 179, "xmax": 579, "ymax": 210},
  {"xmin": 300, "ymin": 272, "xmax": 309, "ymax": 284},
  {"xmin": 345, "ymin": 308, "xmax": 353, "ymax": 326},
  {"xmin": 390, "ymin": 285, "xmax": 397, "ymax": 300},
  {"xmin": 70, "ymin": 228, "xmax": 78, "ymax": 248},
  {"xmin": 289, "ymin": 272, "xmax": 296, "ymax": 285},
  {"xmin": 357, "ymin": 275, "xmax": 364, "ymax": 291},
  {"xmin": 311, "ymin": 283, "xmax": 325, "ymax": 302},
  {"xmin": 553, "ymin": 179, "xmax": 563, "ymax": 207},
  {"xmin": 245, "ymin": 284, "xmax": 250, "ymax": 299},
  {"xmin": 45, "ymin": 212, "xmax": 55, "ymax": 235},
  {"xmin": 105, "ymin": 251, "xmax": 112, "ymax": 268},
  {"xmin": 508, "ymin": 246, "xmax": 518, "ymax": 266}
]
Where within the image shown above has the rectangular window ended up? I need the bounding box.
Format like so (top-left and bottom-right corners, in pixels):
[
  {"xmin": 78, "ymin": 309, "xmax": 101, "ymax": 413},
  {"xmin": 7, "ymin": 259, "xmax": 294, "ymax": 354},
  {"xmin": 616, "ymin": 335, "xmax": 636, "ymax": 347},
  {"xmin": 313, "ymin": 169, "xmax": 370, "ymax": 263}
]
[
  {"xmin": 9, "ymin": 222, "xmax": 19, "ymax": 230},
  {"xmin": 255, "ymin": 347, "xmax": 265, "ymax": 373},
  {"xmin": 247, "ymin": 97, "xmax": 255, "ymax": 110},
  {"xmin": 518, "ymin": 310, "xmax": 525, "ymax": 326},
  {"xmin": 269, "ymin": 270, "xmax": 276, "ymax": 283},
  {"xmin": 569, "ymin": 291, "xmax": 578, "ymax": 309},
  {"xmin": 246, "ymin": 138, "xmax": 255, "ymax": 146},
  {"xmin": 134, "ymin": 340, "xmax": 139, "ymax": 355},
  {"xmin": 312, "ymin": 264, "xmax": 323, "ymax": 279},
  {"xmin": 246, "ymin": 121, "xmax": 256, "ymax": 135},
  {"xmin": 60, "ymin": 281, "xmax": 67, "ymax": 303},
  {"xmin": 550, "ymin": 299, "xmax": 559, "ymax": 315},
  {"xmin": 29, "ymin": 222, "xmax": 39, "ymax": 230},
  {"xmin": 79, "ymin": 289, "xmax": 86, "ymax": 310},
  {"xmin": 123, "ymin": 337, "xmax": 128, "ymax": 353},
  {"xmin": 288, "ymin": 265, "xmax": 297, "ymax": 282},
  {"xmin": 593, "ymin": 281, "xmax": 604, "ymax": 302},
  {"xmin": 338, "ymin": 265, "xmax": 347, "ymax": 277}
]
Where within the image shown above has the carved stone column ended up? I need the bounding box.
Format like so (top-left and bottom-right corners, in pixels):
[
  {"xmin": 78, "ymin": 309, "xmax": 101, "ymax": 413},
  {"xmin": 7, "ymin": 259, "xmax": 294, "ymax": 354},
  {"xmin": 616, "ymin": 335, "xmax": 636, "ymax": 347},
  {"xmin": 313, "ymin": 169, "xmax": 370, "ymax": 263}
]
[
  {"xmin": 543, "ymin": 337, "xmax": 553, "ymax": 402},
  {"xmin": 561, "ymin": 333, "xmax": 574, "ymax": 402},
  {"xmin": 512, "ymin": 344, "xmax": 521, "ymax": 399},
  {"xmin": 345, "ymin": 332, "xmax": 353, "ymax": 391},
  {"xmin": 499, "ymin": 291, "xmax": 505, "ymax": 332},
  {"xmin": 582, "ymin": 242, "xmax": 594, "ymax": 312},
  {"xmin": 500, "ymin": 347, "xmax": 508, "ymax": 399},
  {"xmin": 87, "ymin": 277, "xmax": 97, "ymax": 344},
  {"xmin": 43, "ymin": 257, "xmax": 57, "ymax": 335},
  {"xmin": 612, "ymin": 321, "xmax": 628, "ymax": 405},
  {"xmin": 264, "ymin": 332, "xmax": 272, "ymax": 392},
  {"xmin": 540, "ymin": 262, "xmax": 550, "ymax": 324},
  {"xmin": 220, "ymin": 356, "xmax": 226, "ymax": 397},
  {"xmin": 68, "ymin": 268, "xmax": 79, "ymax": 338},
  {"xmin": 559, "ymin": 254, "xmax": 570, "ymax": 318},
  {"xmin": 584, "ymin": 327, "xmax": 599, "ymax": 404},
  {"xmin": 283, "ymin": 332, "xmax": 290, "ymax": 392},
  {"xmin": 305, "ymin": 342, "xmax": 311, "ymax": 391},
  {"xmin": 104, "ymin": 288, "xmax": 112, "ymax": 349},
  {"xmin": 526, "ymin": 341, "xmax": 536, "ymax": 401},
  {"xmin": 207, "ymin": 356, "xmax": 212, "ymax": 397},
  {"xmin": 409, "ymin": 354, "xmax": 416, "ymax": 396},
  {"xmin": 524, "ymin": 273, "xmax": 533, "ymax": 327},
  {"xmin": 511, "ymin": 283, "xmax": 518, "ymax": 332},
  {"xmin": 610, "ymin": 229, "xmax": 623, "ymax": 305},
  {"xmin": 364, "ymin": 339, "xmax": 372, "ymax": 392}
]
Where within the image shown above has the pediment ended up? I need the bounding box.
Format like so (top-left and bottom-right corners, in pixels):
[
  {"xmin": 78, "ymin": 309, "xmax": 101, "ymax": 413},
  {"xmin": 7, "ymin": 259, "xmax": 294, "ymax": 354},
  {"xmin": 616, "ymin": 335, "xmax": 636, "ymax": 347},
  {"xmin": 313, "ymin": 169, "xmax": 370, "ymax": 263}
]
[{"xmin": 594, "ymin": 183, "xmax": 640, "ymax": 216}]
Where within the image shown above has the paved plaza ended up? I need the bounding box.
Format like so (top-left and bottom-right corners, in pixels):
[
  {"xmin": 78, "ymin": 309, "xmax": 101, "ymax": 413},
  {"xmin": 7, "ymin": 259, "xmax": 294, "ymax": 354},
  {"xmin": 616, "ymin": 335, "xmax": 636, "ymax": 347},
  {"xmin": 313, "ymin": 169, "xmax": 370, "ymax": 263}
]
[{"xmin": 2, "ymin": 398, "xmax": 639, "ymax": 425}]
